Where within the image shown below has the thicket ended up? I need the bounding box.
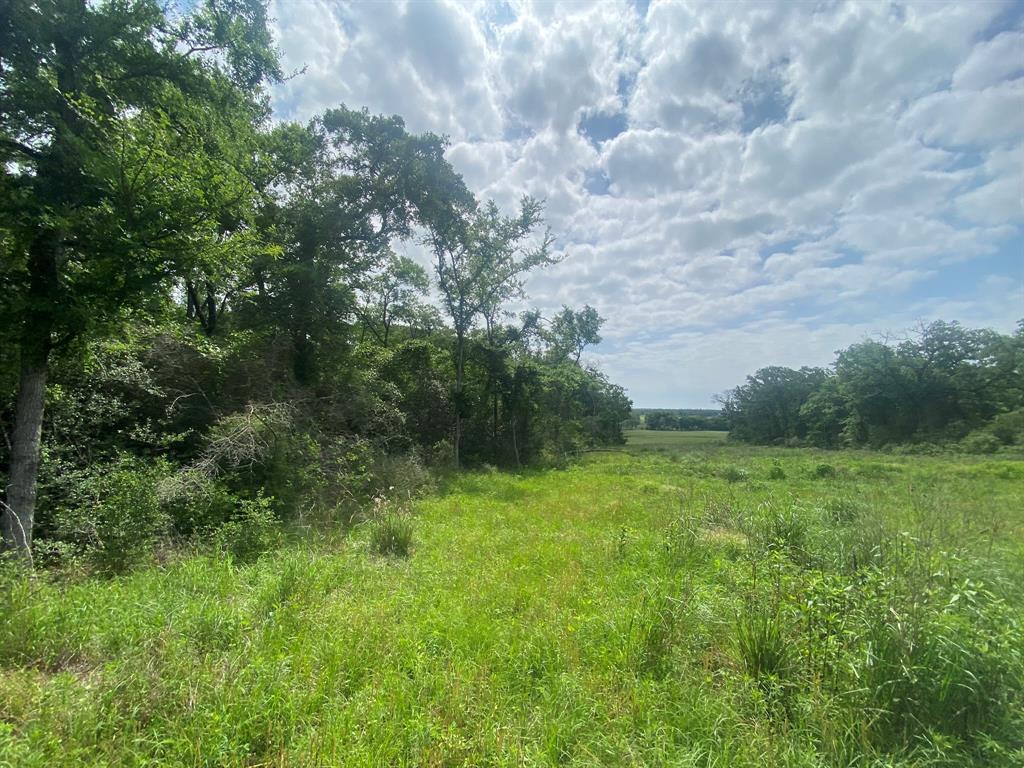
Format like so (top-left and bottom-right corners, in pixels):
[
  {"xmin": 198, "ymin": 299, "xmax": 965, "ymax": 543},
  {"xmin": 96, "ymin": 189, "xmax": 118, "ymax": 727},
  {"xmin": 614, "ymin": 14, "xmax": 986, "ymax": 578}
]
[
  {"xmin": 0, "ymin": 0, "xmax": 630, "ymax": 570},
  {"xmin": 720, "ymin": 320, "xmax": 1024, "ymax": 452}
]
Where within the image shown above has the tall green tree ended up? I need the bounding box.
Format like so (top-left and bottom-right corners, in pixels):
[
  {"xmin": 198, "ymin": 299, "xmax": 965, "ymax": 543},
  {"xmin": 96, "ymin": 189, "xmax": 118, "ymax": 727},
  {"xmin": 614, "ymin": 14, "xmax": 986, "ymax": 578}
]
[
  {"xmin": 257, "ymin": 109, "xmax": 472, "ymax": 384},
  {"xmin": 0, "ymin": 0, "xmax": 280, "ymax": 554},
  {"xmin": 547, "ymin": 305, "xmax": 603, "ymax": 364},
  {"xmin": 429, "ymin": 198, "xmax": 557, "ymax": 466},
  {"xmin": 355, "ymin": 252, "xmax": 430, "ymax": 347}
]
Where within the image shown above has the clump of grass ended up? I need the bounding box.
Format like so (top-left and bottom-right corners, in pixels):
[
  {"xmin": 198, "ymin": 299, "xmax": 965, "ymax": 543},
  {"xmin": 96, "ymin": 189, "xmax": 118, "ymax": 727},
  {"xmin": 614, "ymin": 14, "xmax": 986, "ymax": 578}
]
[
  {"xmin": 754, "ymin": 502, "xmax": 809, "ymax": 561},
  {"xmin": 663, "ymin": 513, "xmax": 700, "ymax": 567},
  {"xmin": 629, "ymin": 592, "xmax": 678, "ymax": 677},
  {"xmin": 736, "ymin": 608, "xmax": 790, "ymax": 687},
  {"xmin": 369, "ymin": 500, "xmax": 414, "ymax": 557},
  {"xmin": 822, "ymin": 497, "xmax": 866, "ymax": 524},
  {"xmin": 767, "ymin": 462, "xmax": 786, "ymax": 480}
]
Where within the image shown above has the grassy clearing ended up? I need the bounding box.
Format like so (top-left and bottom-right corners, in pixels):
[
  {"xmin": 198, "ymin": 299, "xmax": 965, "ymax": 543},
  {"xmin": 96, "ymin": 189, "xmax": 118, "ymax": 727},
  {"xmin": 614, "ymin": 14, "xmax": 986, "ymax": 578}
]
[
  {"xmin": 1, "ymin": 444, "xmax": 1022, "ymax": 766},
  {"xmin": 621, "ymin": 428, "xmax": 728, "ymax": 450}
]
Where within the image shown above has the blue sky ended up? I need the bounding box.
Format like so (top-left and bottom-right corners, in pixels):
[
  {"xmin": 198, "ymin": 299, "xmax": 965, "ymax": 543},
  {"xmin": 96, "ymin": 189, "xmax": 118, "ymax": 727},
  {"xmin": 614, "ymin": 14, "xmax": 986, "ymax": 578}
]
[{"xmin": 269, "ymin": 0, "xmax": 1024, "ymax": 407}]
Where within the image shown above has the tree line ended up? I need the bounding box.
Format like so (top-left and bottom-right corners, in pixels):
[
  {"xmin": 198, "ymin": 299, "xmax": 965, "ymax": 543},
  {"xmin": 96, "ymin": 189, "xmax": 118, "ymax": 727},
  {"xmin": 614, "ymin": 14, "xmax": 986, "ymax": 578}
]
[
  {"xmin": 0, "ymin": 0, "xmax": 630, "ymax": 564},
  {"xmin": 719, "ymin": 320, "xmax": 1024, "ymax": 451}
]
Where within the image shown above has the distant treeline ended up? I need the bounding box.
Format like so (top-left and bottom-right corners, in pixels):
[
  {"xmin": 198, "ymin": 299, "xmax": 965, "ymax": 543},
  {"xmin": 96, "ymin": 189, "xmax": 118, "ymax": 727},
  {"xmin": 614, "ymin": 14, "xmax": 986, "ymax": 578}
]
[
  {"xmin": 626, "ymin": 409, "xmax": 728, "ymax": 431},
  {"xmin": 720, "ymin": 320, "xmax": 1024, "ymax": 452}
]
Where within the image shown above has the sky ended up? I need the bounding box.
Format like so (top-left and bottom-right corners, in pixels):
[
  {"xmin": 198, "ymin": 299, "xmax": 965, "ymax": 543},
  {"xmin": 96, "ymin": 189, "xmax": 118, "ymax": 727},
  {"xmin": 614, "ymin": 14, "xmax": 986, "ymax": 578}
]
[{"xmin": 268, "ymin": 0, "xmax": 1024, "ymax": 407}]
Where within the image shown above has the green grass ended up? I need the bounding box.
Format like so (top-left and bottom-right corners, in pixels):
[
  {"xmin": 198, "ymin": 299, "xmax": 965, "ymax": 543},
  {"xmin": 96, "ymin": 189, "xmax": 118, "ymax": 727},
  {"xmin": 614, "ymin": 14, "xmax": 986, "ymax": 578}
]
[
  {"xmin": 622, "ymin": 428, "xmax": 728, "ymax": 450},
  {"xmin": 2, "ymin": 445, "xmax": 1023, "ymax": 766}
]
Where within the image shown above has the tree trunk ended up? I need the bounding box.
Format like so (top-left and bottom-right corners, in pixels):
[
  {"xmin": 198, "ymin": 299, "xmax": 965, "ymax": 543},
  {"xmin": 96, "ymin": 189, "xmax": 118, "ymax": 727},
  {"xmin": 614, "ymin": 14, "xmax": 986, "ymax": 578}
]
[
  {"xmin": 454, "ymin": 332, "xmax": 464, "ymax": 468},
  {"xmin": 511, "ymin": 412, "xmax": 521, "ymax": 469},
  {"xmin": 3, "ymin": 344, "xmax": 48, "ymax": 554},
  {"xmin": 2, "ymin": 234, "xmax": 57, "ymax": 555},
  {"xmin": 492, "ymin": 391, "xmax": 499, "ymax": 462}
]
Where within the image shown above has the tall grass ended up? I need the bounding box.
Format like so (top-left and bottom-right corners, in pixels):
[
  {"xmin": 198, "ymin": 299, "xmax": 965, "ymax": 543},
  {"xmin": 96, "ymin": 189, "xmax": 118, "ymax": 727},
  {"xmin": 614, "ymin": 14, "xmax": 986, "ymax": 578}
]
[{"xmin": 0, "ymin": 445, "xmax": 1020, "ymax": 766}]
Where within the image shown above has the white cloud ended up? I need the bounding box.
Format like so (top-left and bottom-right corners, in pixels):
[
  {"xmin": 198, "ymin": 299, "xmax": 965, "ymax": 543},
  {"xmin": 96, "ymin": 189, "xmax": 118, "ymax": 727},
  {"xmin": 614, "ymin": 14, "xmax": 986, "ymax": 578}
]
[{"xmin": 270, "ymin": 0, "xmax": 1024, "ymax": 406}]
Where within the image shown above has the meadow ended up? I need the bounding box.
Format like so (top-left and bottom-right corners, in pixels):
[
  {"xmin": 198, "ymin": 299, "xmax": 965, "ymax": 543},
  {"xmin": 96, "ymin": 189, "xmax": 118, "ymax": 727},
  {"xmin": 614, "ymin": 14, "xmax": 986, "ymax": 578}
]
[{"xmin": 1, "ymin": 434, "xmax": 1022, "ymax": 766}]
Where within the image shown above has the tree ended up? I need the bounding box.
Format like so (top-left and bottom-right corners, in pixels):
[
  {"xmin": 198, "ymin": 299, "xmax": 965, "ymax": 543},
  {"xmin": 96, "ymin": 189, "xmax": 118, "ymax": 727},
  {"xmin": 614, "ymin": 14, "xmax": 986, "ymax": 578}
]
[
  {"xmin": 257, "ymin": 108, "xmax": 472, "ymax": 383},
  {"xmin": 0, "ymin": 0, "xmax": 280, "ymax": 554},
  {"xmin": 429, "ymin": 198, "xmax": 558, "ymax": 466},
  {"xmin": 355, "ymin": 252, "xmax": 430, "ymax": 347},
  {"xmin": 548, "ymin": 305, "xmax": 602, "ymax": 364}
]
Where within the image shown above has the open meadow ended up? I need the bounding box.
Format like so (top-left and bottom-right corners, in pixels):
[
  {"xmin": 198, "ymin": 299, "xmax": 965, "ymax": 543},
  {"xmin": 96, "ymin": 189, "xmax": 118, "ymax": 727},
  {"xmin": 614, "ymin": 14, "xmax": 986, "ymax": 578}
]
[{"xmin": 1, "ymin": 435, "xmax": 1022, "ymax": 767}]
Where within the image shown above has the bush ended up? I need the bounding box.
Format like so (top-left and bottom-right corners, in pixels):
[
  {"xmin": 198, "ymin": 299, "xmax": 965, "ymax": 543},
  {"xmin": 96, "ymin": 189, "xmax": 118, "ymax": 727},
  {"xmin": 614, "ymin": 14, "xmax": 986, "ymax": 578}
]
[
  {"xmin": 767, "ymin": 462, "xmax": 786, "ymax": 480},
  {"xmin": 960, "ymin": 430, "xmax": 1001, "ymax": 454},
  {"xmin": 720, "ymin": 465, "xmax": 749, "ymax": 483},
  {"xmin": 158, "ymin": 472, "xmax": 238, "ymax": 534},
  {"xmin": 811, "ymin": 462, "xmax": 836, "ymax": 479},
  {"xmin": 55, "ymin": 457, "xmax": 170, "ymax": 573},
  {"xmin": 373, "ymin": 452, "xmax": 433, "ymax": 500},
  {"xmin": 214, "ymin": 493, "xmax": 281, "ymax": 562},
  {"xmin": 990, "ymin": 409, "xmax": 1024, "ymax": 445}
]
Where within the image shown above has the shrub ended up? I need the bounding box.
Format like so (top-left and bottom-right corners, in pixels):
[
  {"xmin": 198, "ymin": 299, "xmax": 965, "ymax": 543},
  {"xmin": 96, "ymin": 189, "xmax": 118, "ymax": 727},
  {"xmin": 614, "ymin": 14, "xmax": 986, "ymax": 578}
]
[
  {"xmin": 811, "ymin": 462, "xmax": 836, "ymax": 479},
  {"xmin": 720, "ymin": 465, "xmax": 749, "ymax": 483},
  {"xmin": 767, "ymin": 462, "xmax": 786, "ymax": 480},
  {"xmin": 959, "ymin": 430, "xmax": 1001, "ymax": 454},
  {"xmin": 30, "ymin": 539, "xmax": 81, "ymax": 570},
  {"xmin": 55, "ymin": 457, "xmax": 170, "ymax": 573},
  {"xmin": 158, "ymin": 472, "xmax": 238, "ymax": 534},
  {"xmin": 989, "ymin": 409, "xmax": 1024, "ymax": 445},
  {"xmin": 214, "ymin": 493, "xmax": 281, "ymax": 562},
  {"xmin": 373, "ymin": 453, "xmax": 434, "ymax": 500}
]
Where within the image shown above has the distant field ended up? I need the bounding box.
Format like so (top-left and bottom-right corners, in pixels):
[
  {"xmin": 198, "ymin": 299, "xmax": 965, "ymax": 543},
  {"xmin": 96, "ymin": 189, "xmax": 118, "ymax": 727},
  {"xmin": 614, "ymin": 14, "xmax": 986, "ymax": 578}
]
[
  {"xmin": 623, "ymin": 428, "xmax": 728, "ymax": 449},
  {"xmin": 1, "ymin": 443, "xmax": 1022, "ymax": 766}
]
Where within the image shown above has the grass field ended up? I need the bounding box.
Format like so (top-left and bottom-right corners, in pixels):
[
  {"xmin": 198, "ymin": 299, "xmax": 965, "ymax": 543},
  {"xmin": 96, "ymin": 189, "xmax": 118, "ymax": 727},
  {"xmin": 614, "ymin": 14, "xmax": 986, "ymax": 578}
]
[
  {"xmin": 1, "ymin": 443, "xmax": 1022, "ymax": 766},
  {"xmin": 621, "ymin": 429, "xmax": 728, "ymax": 450}
]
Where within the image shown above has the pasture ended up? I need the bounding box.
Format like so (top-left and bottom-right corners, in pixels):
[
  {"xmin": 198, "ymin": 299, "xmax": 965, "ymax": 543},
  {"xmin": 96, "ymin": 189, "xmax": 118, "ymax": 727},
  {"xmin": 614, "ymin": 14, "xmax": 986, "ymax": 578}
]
[{"xmin": 1, "ymin": 440, "xmax": 1022, "ymax": 766}]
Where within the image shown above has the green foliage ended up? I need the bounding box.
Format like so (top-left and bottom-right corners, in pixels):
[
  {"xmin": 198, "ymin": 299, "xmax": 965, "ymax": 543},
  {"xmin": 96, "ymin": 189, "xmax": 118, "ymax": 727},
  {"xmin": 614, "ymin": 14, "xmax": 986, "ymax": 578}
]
[
  {"xmin": 961, "ymin": 429, "xmax": 1002, "ymax": 454},
  {"xmin": 54, "ymin": 457, "xmax": 171, "ymax": 573},
  {"xmin": 214, "ymin": 492, "xmax": 280, "ymax": 562},
  {"xmin": 720, "ymin": 465, "xmax": 749, "ymax": 483},
  {"xmin": 723, "ymin": 321, "xmax": 1024, "ymax": 450},
  {"xmin": 990, "ymin": 409, "xmax": 1024, "ymax": 445}
]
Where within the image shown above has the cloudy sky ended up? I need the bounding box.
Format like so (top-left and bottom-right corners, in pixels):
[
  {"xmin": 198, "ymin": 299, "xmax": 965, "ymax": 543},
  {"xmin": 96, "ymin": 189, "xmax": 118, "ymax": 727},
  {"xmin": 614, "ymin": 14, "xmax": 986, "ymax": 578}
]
[{"xmin": 269, "ymin": 0, "xmax": 1023, "ymax": 407}]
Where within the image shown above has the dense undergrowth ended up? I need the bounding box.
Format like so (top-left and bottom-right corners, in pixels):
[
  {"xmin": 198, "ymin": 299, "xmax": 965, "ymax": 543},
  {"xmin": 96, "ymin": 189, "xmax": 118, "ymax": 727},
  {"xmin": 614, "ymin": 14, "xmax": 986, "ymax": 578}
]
[{"xmin": 1, "ymin": 441, "xmax": 1022, "ymax": 766}]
